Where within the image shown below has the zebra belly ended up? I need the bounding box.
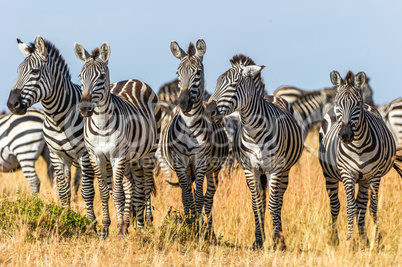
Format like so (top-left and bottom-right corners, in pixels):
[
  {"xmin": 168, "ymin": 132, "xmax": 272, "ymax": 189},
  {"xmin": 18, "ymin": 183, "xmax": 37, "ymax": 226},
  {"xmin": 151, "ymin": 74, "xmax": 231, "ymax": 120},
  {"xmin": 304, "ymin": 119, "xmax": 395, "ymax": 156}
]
[{"xmin": 0, "ymin": 147, "xmax": 19, "ymax": 172}]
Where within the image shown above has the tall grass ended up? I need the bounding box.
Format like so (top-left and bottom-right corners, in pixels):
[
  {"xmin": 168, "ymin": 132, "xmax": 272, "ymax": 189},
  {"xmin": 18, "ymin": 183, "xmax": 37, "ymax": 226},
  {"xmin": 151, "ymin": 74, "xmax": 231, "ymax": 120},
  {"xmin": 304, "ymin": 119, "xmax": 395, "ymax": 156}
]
[{"xmin": 0, "ymin": 131, "xmax": 401, "ymax": 266}]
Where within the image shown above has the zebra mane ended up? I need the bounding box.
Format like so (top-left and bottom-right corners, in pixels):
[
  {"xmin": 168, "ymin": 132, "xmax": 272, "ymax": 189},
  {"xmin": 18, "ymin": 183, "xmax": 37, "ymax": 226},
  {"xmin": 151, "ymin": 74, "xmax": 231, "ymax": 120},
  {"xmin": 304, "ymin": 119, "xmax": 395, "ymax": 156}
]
[
  {"xmin": 187, "ymin": 43, "xmax": 196, "ymax": 56},
  {"xmin": 230, "ymin": 54, "xmax": 256, "ymax": 66},
  {"xmin": 91, "ymin": 48, "xmax": 100, "ymax": 59},
  {"xmin": 345, "ymin": 71, "xmax": 354, "ymax": 85},
  {"xmin": 28, "ymin": 39, "xmax": 71, "ymax": 80}
]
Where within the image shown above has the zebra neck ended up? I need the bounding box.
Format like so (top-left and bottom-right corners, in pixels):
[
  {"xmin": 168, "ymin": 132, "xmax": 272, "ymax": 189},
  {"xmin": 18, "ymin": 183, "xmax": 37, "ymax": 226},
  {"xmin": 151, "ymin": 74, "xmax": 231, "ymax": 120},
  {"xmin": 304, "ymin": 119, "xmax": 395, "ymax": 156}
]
[
  {"xmin": 91, "ymin": 93, "xmax": 114, "ymax": 129},
  {"xmin": 40, "ymin": 71, "xmax": 82, "ymax": 125},
  {"xmin": 179, "ymin": 97, "xmax": 204, "ymax": 125},
  {"xmin": 351, "ymin": 110, "xmax": 367, "ymax": 142},
  {"xmin": 238, "ymin": 92, "xmax": 269, "ymax": 134}
]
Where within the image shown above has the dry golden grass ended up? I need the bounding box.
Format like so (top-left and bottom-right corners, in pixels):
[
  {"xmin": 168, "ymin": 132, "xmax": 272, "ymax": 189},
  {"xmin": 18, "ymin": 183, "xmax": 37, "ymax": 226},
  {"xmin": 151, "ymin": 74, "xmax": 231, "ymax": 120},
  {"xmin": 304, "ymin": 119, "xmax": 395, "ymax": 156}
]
[{"xmin": 0, "ymin": 131, "xmax": 401, "ymax": 266}]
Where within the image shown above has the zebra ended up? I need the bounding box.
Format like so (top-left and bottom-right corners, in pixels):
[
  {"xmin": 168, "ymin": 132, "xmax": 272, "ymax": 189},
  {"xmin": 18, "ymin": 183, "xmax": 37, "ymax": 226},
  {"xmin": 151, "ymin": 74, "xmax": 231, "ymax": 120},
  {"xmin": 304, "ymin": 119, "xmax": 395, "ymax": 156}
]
[
  {"xmin": 274, "ymin": 78, "xmax": 374, "ymax": 106},
  {"xmin": 378, "ymin": 97, "xmax": 402, "ymax": 146},
  {"xmin": 290, "ymin": 89, "xmax": 337, "ymax": 142},
  {"xmin": 6, "ymin": 36, "xmax": 97, "ymax": 224},
  {"xmin": 204, "ymin": 54, "xmax": 304, "ymax": 250},
  {"xmin": 0, "ymin": 108, "xmax": 53, "ymax": 193},
  {"xmin": 74, "ymin": 42, "xmax": 161, "ymax": 238},
  {"xmin": 318, "ymin": 70, "xmax": 402, "ymax": 245},
  {"xmin": 160, "ymin": 39, "xmax": 229, "ymax": 233},
  {"xmin": 273, "ymin": 86, "xmax": 308, "ymax": 104},
  {"xmin": 155, "ymin": 78, "xmax": 239, "ymax": 181}
]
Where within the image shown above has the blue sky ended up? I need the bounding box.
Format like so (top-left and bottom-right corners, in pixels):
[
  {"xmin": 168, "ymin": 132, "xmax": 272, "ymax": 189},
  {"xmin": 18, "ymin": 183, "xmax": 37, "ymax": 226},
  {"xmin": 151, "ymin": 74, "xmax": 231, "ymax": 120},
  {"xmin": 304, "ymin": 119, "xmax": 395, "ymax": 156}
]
[{"xmin": 1, "ymin": 0, "xmax": 401, "ymax": 112}]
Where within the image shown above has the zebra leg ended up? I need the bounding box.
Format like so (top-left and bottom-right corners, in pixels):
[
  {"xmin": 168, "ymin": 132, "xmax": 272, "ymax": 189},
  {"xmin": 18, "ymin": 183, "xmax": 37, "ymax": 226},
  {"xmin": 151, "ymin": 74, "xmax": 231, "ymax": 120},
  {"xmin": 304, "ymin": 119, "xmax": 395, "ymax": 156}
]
[
  {"xmin": 111, "ymin": 158, "xmax": 127, "ymax": 236},
  {"xmin": 89, "ymin": 154, "xmax": 111, "ymax": 239},
  {"xmin": 194, "ymin": 168, "xmax": 206, "ymax": 217},
  {"xmin": 326, "ymin": 177, "xmax": 340, "ymax": 245},
  {"xmin": 176, "ymin": 168, "xmax": 196, "ymax": 217},
  {"xmin": 356, "ymin": 182, "xmax": 369, "ymax": 246},
  {"xmin": 369, "ymin": 178, "xmax": 382, "ymax": 243},
  {"xmin": 204, "ymin": 171, "xmax": 219, "ymax": 237},
  {"xmin": 18, "ymin": 160, "xmax": 40, "ymax": 194},
  {"xmin": 122, "ymin": 166, "xmax": 135, "ymax": 237},
  {"xmin": 142, "ymin": 156, "xmax": 156, "ymax": 224},
  {"xmin": 244, "ymin": 169, "xmax": 265, "ymax": 249},
  {"xmin": 51, "ymin": 156, "xmax": 72, "ymax": 207},
  {"xmin": 131, "ymin": 161, "xmax": 146, "ymax": 229},
  {"xmin": 343, "ymin": 177, "xmax": 357, "ymax": 241},
  {"xmin": 268, "ymin": 172, "xmax": 288, "ymax": 251},
  {"xmin": 79, "ymin": 153, "xmax": 96, "ymax": 223}
]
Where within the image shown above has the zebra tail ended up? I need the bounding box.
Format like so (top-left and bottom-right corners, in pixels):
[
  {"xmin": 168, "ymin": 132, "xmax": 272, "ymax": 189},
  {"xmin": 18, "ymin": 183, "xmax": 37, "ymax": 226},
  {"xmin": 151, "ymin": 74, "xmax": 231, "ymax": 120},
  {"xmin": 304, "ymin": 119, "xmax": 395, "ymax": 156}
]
[{"xmin": 151, "ymin": 173, "xmax": 157, "ymax": 197}]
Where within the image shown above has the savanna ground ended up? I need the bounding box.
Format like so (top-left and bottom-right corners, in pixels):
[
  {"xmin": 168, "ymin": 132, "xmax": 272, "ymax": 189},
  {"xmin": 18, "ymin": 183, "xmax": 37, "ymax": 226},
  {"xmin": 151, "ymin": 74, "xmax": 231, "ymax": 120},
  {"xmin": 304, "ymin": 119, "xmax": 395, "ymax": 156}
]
[{"xmin": 0, "ymin": 131, "xmax": 401, "ymax": 266}]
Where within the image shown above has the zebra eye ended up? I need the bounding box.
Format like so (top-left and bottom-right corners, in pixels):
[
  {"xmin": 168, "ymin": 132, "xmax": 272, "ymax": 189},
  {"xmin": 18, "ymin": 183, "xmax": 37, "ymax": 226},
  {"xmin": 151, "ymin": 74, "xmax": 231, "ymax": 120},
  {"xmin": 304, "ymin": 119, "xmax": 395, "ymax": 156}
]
[
  {"xmin": 31, "ymin": 69, "xmax": 40, "ymax": 74},
  {"xmin": 99, "ymin": 73, "xmax": 105, "ymax": 80}
]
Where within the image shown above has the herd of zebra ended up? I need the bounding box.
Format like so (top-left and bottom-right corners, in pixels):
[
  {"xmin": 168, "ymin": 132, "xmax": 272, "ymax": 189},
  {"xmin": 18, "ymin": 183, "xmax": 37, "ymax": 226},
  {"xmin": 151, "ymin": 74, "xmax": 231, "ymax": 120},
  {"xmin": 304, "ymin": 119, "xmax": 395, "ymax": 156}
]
[{"xmin": 1, "ymin": 35, "xmax": 402, "ymax": 249}]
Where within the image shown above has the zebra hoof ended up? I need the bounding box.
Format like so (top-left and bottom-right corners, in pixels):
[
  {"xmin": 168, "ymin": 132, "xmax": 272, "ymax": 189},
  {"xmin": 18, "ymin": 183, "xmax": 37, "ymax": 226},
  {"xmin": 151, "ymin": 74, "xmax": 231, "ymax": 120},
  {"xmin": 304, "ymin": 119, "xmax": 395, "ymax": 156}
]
[
  {"xmin": 273, "ymin": 238, "xmax": 287, "ymax": 251},
  {"xmin": 100, "ymin": 228, "xmax": 109, "ymax": 240},
  {"xmin": 329, "ymin": 234, "xmax": 340, "ymax": 246},
  {"xmin": 252, "ymin": 240, "xmax": 263, "ymax": 250}
]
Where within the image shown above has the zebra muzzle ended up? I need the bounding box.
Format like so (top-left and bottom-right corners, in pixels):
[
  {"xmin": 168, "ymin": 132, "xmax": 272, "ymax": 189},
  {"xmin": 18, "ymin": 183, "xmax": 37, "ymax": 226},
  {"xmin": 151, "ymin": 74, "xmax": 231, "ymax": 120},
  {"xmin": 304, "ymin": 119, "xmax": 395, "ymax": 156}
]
[
  {"xmin": 204, "ymin": 100, "xmax": 224, "ymax": 124},
  {"xmin": 178, "ymin": 89, "xmax": 193, "ymax": 113},
  {"xmin": 7, "ymin": 88, "xmax": 27, "ymax": 115},
  {"xmin": 339, "ymin": 122, "xmax": 354, "ymax": 144},
  {"xmin": 78, "ymin": 97, "xmax": 94, "ymax": 117}
]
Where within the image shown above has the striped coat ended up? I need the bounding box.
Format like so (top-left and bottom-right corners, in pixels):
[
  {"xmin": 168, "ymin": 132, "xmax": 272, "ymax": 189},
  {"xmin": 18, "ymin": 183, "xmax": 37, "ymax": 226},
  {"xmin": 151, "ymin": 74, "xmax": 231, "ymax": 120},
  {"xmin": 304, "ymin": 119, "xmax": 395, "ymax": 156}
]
[
  {"xmin": 161, "ymin": 39, "xmax": 228, "ymax": 231},
  {"xmin": 7, "ymin": 36, "xmax": 97, "ymax": 223},
  {"xmin": 205, "ymin": 55, "xmax": 303, "ymax": 249},
  {"xmin": 74, "ymin": 42, "xmax": 161, "ymax": 238},
  {"xmin": 319, "ymin": 70, "xmax": 401, "ymax": 244},
  {"xmin": 0, "ymin": 108, "xmax": 53, "ymax": 193}
]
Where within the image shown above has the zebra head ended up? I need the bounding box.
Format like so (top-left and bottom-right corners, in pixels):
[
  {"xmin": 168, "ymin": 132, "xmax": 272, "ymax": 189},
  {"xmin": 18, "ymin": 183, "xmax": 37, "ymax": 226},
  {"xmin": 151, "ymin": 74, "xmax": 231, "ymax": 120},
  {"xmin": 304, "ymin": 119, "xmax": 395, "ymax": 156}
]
[
  {"xmin": 331, "ymin": 70, "xmax": 366, "ymax": 144},
  {"xmin": 74, "ymin": 42, "xmax": 111, "ymax": 117},
  {"xmin": 170, "ymin": 39, "xmax": 206, "ymax": 115},
  {"xmin": 8, "ymin": 36, "xmax": 50, "ymax": 115},
  {"xmin": 205, "ymin": 63, "xmax": 265, "ymax": 124}
]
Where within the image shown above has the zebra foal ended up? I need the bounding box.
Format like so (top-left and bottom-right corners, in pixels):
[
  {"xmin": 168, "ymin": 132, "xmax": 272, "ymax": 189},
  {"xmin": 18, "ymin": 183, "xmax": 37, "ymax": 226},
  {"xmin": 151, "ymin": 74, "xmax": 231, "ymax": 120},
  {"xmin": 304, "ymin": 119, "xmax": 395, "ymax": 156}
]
[
  {"xmin": 160, "ymin": 39, "xmax": 228, "ymax": 233},
  {"xmin": 204, "ymin": 55, "xmax": 303, "ymax": 249},
  {"xmin": 319, "ymin": 70, "xmax": 402, "ymax": 245},
  {"xmin": 74, "ymin": 42, "xmax": 161, "ymax": 238}
]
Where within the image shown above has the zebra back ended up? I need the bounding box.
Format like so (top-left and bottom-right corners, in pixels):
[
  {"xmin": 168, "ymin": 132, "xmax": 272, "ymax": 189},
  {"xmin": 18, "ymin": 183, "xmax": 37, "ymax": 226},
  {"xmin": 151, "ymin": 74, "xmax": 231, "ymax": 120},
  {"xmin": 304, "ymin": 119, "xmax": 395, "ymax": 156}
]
[{"xmin": 111, "ymin": 80, "xmax": 162, "ymax": 146}]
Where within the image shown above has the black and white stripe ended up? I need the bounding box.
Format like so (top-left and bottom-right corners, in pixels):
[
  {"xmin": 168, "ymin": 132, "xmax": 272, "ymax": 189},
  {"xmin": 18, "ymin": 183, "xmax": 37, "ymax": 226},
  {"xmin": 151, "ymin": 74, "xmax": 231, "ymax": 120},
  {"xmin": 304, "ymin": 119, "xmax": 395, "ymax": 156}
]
[
  {"xmin": 274, "ymin": 82, "xmax": 374, "ymax": 107},
  {"xmin": 290, "ymin": 89, "xmax": 336, "ymax": 141},
  {"xmin": 74, "ymin": 42, "xmax": 161, "ymax": 238},
  {"xmin": 378, "ymin": 97, "xmax": 402, "ymax": 146},
  {"xmin": 7, "ymin": 36, "xmax": 97, "ymax": 223},
  {"xmin": 0, "ymin": 108, "xmax": 53, "ymax": 193},
  {"xmin": 205, "ymin": 55, "xmax": 304, "ymax": 249},
  {"xmin": 161, "ymin": 39, "xmax": 229, "ymax": 232},
  {"xmin": 319, "ymin": 70, "xmax": 400, "ymax": 244}
]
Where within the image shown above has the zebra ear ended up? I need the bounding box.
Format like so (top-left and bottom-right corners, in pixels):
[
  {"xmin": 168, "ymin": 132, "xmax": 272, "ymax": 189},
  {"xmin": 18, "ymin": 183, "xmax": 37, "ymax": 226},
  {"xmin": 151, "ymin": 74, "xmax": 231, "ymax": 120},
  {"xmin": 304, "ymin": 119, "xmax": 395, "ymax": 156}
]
[
  {"xmin": 74, "ymin": 43, "xmax": 90, "ymax": 62},
  {"xmin": 330, "ymin": 70, "xmax": 343, "ymax": 87},
  {"xmin": 195, "ymin": 39, "xmax": 206, "ymax": 58},
  {"xmin": 171, "ymin": 41, "xmax": 186, "ymax": 59},
  {"xmin": 17, "ymin": 38, "xmax": 31, "ymax": 57},
  {"xmin": 241, "ymin": 65, "xmax": 266, "ymax": 78},
  {"xmin": 99, "ymin": 42, "xmax": 111, "ymax": 63},
  {"xmin": 354, "ymin": 71, "xmax": 366, "ymax": 88},
  {"xmin": 35, "ymin": 36, "xmax": 48, "ymax": 61}
]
